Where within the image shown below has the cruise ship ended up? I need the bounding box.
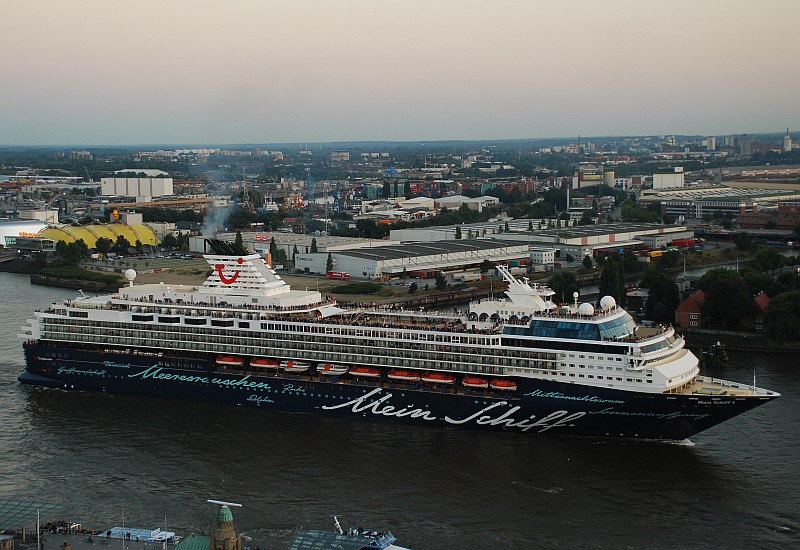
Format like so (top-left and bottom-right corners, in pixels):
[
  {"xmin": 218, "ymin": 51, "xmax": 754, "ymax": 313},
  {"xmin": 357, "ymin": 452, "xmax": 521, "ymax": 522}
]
[{"xmin": 19, "ymin": 240, "xmax": 779, "ymax": 440}]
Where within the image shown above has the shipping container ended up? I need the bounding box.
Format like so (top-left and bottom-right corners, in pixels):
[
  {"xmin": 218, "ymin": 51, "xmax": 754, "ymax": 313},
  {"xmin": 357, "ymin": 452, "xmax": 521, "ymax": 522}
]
[
  {"xmin": 326, "ymin": 271, "xmax": 350, "ymax": 280},
  {"xmin": 408, "ymin": 269, "xmax": 439, "ymax": 279}
]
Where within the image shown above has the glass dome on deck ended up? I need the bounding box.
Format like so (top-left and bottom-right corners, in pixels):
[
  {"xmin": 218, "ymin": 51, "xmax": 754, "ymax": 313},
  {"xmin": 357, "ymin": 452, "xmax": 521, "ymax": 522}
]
[{"xmin": 523, "ymin": 311, "xmax": 637, "ymax": 341}]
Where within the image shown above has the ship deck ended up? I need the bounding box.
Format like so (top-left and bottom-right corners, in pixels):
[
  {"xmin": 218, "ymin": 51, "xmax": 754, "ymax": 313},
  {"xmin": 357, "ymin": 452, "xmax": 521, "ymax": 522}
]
[{"xmin": 681, "ymin": 376, "xmax": 776, "ymax": 397}]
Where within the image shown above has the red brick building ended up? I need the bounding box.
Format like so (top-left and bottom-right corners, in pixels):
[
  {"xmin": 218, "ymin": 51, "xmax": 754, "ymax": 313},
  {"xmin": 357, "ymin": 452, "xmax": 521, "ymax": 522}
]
[{"xmin": 675, "ymin": 290, "xmax": 705, "ymax": 328}]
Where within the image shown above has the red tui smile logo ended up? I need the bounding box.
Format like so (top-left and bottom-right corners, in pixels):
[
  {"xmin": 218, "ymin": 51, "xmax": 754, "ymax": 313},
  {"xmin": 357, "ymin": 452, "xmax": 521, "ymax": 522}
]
[{"xmin": 216, "ymin": 257, "xmax": 243, "ymax": 285}]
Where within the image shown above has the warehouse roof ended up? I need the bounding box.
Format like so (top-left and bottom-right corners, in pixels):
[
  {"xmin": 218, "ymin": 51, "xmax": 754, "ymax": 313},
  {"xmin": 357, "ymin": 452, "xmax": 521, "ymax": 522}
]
[{"xmin": 334, "ymin": 239, "xmax": 525, "ymax": 261}]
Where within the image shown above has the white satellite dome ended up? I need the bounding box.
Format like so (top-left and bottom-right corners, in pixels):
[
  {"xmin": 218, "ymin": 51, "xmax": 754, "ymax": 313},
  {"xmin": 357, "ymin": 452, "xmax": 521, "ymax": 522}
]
[
  {"xmin": 578, "ymin": 303, "xmax": 595, "ymax": 316},
  {"xmin": 124, "ymin": 269, "xmax": 137, "ymax": 282},
  {"xmin": 600, "ymin": 295, "xmax": 616, "ymax": 310}
]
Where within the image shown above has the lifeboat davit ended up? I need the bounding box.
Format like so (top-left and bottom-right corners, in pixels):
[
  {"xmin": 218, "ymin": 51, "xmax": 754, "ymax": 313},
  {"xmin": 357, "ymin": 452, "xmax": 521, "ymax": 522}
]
[
  {"xmin": 421, "ymin": 372, "xmax": 456, "ymax": 384},
  {"xmin": 387, "ymin": 369, "xmax": 420, "ymax": 382},
  {"xmin": 462, "ymin": 377, "xmax": 489, "ymax": 389},
  {"xmin": 318, "ymin": 363, "xmax": 349, "ymax": 376},
  {"xmin": 280, "ymin": 360, "xmax": 310, "ymax": 373},
  {"xmin": 216, "ymin": 355, "xmax": 244, "ymax": 367},
  {"xmin": 250, "ymin": 357, "xmax": 280, "ymax": 369},
  {"xmin": 349, "ymin": 366, "xmax": 381, "ymax": 378},
  {"xmin": 490, "ymin": 379, "xmax": 518, "ymax": 391}
]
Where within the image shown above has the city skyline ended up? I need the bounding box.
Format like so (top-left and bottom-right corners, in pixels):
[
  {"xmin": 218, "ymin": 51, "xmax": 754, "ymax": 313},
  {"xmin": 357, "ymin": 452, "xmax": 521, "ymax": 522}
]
[{"xmin": 2, "ymin": 0, "xmax": 798, "ymax": 146}]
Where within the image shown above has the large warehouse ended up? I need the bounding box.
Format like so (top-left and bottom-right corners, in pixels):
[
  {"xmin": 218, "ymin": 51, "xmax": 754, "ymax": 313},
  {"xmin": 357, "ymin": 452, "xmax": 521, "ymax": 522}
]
[
  {"xmin": 394, "ymin": 221, "xmax": 692, "ymax": 259},
  {"xmin": 294, "ymin": 239, "xmax": 530, "ymax": 279}
]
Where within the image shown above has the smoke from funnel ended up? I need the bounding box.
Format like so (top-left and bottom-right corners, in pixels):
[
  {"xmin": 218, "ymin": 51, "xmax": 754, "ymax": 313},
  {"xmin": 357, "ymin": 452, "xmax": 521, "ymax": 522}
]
[{"xmin": 200, "ymin": 205, "xmax": 234, "ymax": 237}]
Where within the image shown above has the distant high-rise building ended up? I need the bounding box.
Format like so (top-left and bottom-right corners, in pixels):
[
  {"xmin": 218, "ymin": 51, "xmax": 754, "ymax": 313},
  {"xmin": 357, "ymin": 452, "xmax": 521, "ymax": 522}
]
[
  {"xmin": 704, "ymin": 137, "xmax": 716, "ymax": 151},
  {"xmin": 739, "ymin": 135, "xmax": 752, "ymax": 156},
  {"xmin": 785, "ymin": 128, "xmax": 793, "ymax": 153}
]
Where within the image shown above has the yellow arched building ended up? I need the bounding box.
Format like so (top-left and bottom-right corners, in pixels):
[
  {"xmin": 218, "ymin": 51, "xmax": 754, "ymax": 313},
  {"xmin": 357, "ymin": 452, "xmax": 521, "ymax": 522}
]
[{"xmin": 40, "ymin": 223, "xmax": 159, "ymax": 249}]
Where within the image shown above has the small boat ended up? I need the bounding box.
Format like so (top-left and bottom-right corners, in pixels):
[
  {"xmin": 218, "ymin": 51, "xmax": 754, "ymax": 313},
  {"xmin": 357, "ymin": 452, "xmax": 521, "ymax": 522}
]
[
  {"xmin": 291, "ymin": 515, "xmax": 411, "ymax": 550},
  {"xmin": 349, "ymin": 366, "xmax": 381, "ymax": 378},
  {"xmin": 387, "ymin": 369, "xmax": 420, "ymax": 382},
  {"xmin": 216, "ymin": 355, "xmax": 244, "ymax": 367},
  {"xmin": 281, "ymin": 360, "xmax": 311, "ymax": 373},
  {"xmin": 490, "ymin": 378, "xmax": 518, "ymax": 391},
  {"xmin": 421, "ymin": 372, "xmax": 456, "ymax": 384},
  {"xmin": 701, "ymin": 341, "xmax": 729, "ymax": 368},
  {"xmin": 462, "ymin": 376, "xmax": 489, "ymax": 389},
  {"xmin": 318, "ymin": 363, "xmax": 349, "ymax": 376},
  {"xmin": 250, "ymin": 357, "xmax": 280, "ymax": 369}
]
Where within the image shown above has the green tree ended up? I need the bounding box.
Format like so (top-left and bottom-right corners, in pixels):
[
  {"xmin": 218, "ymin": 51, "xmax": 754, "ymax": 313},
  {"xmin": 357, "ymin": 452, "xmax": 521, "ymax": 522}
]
[
  {"xmin": 696, "ymin": 268, "xmax": 756, "ymax": 329},
  {"xmin": 640, "ymin": 269, "xmax": 680, "ymax": 323},
  {"xmin": 480, "ymin": 259, "xmax": 495, "ymax": 274},
  {"xmin": 658, "ymin": 250, "xmax": 681, "ymax": 269},
  {"xmin": 310, "ymin": 237, "xmax": 318, "ymax": 253},
  {"xmin": 455, "ymin": 225, "xmax": 462, "ymax": 240},
  {"xmin": 234, "ymin": 230, "xmax": 245, "ymax": 253},
  {"xmin": 408, "ymin": 281, "xmax": 418, "ymax": 294},
  {"xmin": 274, "ymin": 248, "xmax": 288, "ymax": 266},
  {"xmin": 269, "ymin": 237, "xmax": 279, "ymax": 259},
  {"xmin": 326, "ymin": 252, "xmax": 334, "ymax": 272},
  {"xmin": 403, "ymin": 181, "xmax": 412, "ymax": 199},
  {"xmin": 582, "ymin": 255, "xmax": 593, "ymax": 269},
  {"xmin": 435, "ymin": 271, "xmax": 447, "ymax": 290},
  {"xmin": 401, "ymin": 267, "xmax": 408, "ymax": 281},
  {"xmin": 504, "ymin": 221, "xmax": 510, "ymax": 232},
  {"xmin": 382, "ymin": 180, "xmax": 391, "ymax": 198},
  {"xmin": 95, "ymin": 237, "xmax": 112, "ymax": 258},
  {"xmin": 565, "ymin": 254, "xmax": 575, "ymax": 263},
  {"xmin": 114, "ymin": 235, "xmax": 131, "ymax": 255},
  {"xmin": 623, "ymin": 251, "xmax": 644, "ymax": 273},
  {"xmin": 765, "ymin": 290, "xmax": 800, "ymax": 341},
  {"xmin": 528, "ymin": 219, "xmax": 533, "ymax": 231},
  {"xmin": 161, "ymin": 233, "xmax": 177, "ymax": 249},
  {"xmin": 548, "ymin": 271, "xmax": 579, "ymax": 303},
  {"xmin": 753, "ymin": 247, "xmax": 785, "ymax": 273},
  {"xmin": 292, "ymin": 244, "xmax": 299, "ymax": 261},
  {"xmin": 599, "ymin": 254, "xmax": 626, "ymax": 306}
]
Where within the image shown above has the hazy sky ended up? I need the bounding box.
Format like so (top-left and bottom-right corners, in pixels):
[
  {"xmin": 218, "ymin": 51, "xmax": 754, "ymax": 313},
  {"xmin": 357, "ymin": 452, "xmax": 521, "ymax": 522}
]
[{"xmin": 2, "ymin": 0, "xmax": 798, "ymax": 145}]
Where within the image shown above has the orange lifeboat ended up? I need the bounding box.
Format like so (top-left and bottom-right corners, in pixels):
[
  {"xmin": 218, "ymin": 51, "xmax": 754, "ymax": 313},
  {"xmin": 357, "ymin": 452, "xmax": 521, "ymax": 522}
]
[
  {"xmin": 462, "ymin": 377, "xmax": 489, "ymax": 389},
  {"xmin": 387, "ymin": 369, "xmax": 420, "ymax": 382},
  {"xmin": 216, "ymin": 355, "xmax": 244, "ymax": 367},
  {"xmin": 490, "ymin": 379, "xmax": 518, "ymax": 391},
  {"xmin": 421, "ymin": 372, "xmax": 456, "ymax": 384},
  {"xmin": 250, "ymin": 357, "xmax": 280, "ymax": 369},
  {"xmin": 350, "ymin": 366, "xmax": 381, "ymax": 378}
]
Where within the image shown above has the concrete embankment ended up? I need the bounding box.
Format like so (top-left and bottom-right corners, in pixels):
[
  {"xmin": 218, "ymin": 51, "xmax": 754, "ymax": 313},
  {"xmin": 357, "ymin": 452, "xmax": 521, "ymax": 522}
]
[{"xmin": 30, "ymin": 274, "xmax": 122, "ymax": 292}]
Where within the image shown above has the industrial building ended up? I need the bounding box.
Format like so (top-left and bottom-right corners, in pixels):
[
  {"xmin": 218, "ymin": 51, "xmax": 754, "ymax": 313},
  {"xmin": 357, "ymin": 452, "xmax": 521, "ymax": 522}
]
[
  {"xmin": 390, "ymin": 218, "xmax": 552, "ymax": 242},
  {"xmin": 495, "ymin": 222, "xmax": 693, "ymax": 259},
  {"xmin": 638, "ymin": 184, "xmax": 800, "ymax": 221},
  {"xmin": 101, "ymin": 171, "xmax": 174, "ymax": 201},
  {"xmin": 294, "ymin": 239, "xmax": 530, "ymax": 279},
  {"xmin": 0, "ymin": 220, "xmax": 48, "ymax": 248},
  {"xmin": 390, "ymin": 221, "xmax": 690, "ymax": 260},
  {"xmin": 193, "ymin": 232, "xmax": 396, "ymax": 261}
]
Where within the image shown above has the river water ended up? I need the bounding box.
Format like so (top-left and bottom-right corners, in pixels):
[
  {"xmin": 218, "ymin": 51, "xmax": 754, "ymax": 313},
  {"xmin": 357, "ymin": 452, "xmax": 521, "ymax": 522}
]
[{"xmin": 0, "ymin": 272, "xmax": 797, "ymax": 549}]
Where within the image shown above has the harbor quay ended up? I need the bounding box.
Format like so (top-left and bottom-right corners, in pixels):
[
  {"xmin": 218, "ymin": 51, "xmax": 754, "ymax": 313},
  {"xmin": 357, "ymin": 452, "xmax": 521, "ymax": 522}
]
[{"xmin": 15, "ymin": 526, "xmax": 183, "ymax": 550}]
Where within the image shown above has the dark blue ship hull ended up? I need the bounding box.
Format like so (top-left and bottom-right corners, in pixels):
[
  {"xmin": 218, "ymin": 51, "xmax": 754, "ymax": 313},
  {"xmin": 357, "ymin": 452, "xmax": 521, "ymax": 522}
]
[{"xmin": 20, "ymin": 342, "xmax": 775, "ymax": 440}]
